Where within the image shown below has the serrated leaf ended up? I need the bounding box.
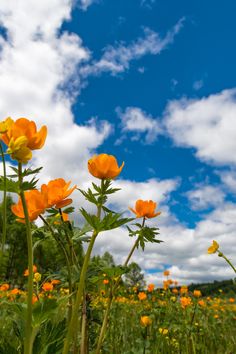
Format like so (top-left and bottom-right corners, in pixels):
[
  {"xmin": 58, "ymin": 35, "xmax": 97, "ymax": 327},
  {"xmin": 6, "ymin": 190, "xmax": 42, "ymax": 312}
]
[{"xmin": 0, "ymin": 176, "xmax": 20, "ymax": 193}]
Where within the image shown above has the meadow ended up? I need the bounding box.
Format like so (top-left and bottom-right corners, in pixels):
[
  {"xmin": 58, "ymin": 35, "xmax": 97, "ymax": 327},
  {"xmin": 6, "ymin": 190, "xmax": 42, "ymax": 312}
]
[{"xmin": 0, "ymin": 117, "xmax": 235, "ymax": 354}]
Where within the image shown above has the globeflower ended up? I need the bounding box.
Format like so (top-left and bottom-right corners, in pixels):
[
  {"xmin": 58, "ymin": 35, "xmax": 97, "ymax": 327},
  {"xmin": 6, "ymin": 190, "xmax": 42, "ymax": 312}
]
[
  {"xmin": 163, "ymin": 270, "xmax": 170, "ymax": 277},
  {"xmin": 129, "ymin": 200, "xmax": 161, "ymax": 219},
  {"xmin": 88, "ymin": 153, "xmax": 124, "ymax": 179},
  {"xmin": 140, "ymin": 316, "xmax": 152, "ymax": 327},
  {"xmin": 24, "ymin": 265, "xmax": 38, "ymax": 276},
  {"xmin": 12, "ymin": 190, "xmax": 47, "ymax": 222},
  {"xmin": 1, "ymin": 117, "xmax": 47, "ymax": 163},
  {"xmin": 138, "ymin": 292, "xmax": 147, "ymax": 301},
  {"xmin": 41, "ymin": 178, "xmax": 76, "ymax": 209},
  {"xmin": 180, "ymin": 296, "xmax": 192, "ymax": 308},
  {"xmin": 147, "ymin": 283, "xmax": 155, "ymax": 292},
  {"xmin": 193, "ymin": 290, "xmax": 202, "ymax": 298},
  {"xmin": 42, "ymin": 282, "xmax": 54, "ymax": 292},
  {"xmin": 0, "ymin": 283, "xmax": 10, "ymax": 291},
  {"xmin": 208, "ymin": 240, "xmax": 219, "ymax": 254}
]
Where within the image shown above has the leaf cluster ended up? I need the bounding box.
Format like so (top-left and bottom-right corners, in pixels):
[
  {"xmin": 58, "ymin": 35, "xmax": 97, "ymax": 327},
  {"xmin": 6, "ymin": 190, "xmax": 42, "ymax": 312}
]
[{"xmin": 127, "ymin": 223, "xmax": 162, "ymax": 251}]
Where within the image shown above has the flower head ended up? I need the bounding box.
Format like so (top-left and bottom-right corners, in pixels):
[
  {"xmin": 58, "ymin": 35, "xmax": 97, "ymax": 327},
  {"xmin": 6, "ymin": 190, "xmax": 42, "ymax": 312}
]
[
  {"xmin": 12, "ymin": 190, "xmax": 47, "ymax": 223},
  {"xmin": 129, "ymin": 200, "xmax": 161, "ymax": 219},
  {"xmin": 140, "ymin": 316, "xmax": 152, "ymax": 327},
  {"xmin": 138, "ymin": 292, "xmax": 147, "ymax": 301},
  {"xmin": 147, "ymin": 283, "xmax": 155, "ymax": 292},
  {"xmin": 41, "ymin": 178, "xmax": 76, "ymax": 209},
  {"xmin": 42, "ymin": 282, "xmax": 53, "ymax": 292},
  {"xmin": 163, "ymin": 270, "xmax": 170, "ymax": 277},
  {"xmin": 0, "ymin": 283, "xmax": 9, "ymax": 291},
  {"xmin": 0, "ymin": 117, "xmax": 14, "ymax": 134},
  {"xmin": 180, "ymin": 296, "xmax": 192, "ymax": 308},
  {"xmin": 193, "ymin": 290, "xmax": 202, "ymax": 298},
  {"xmin": 24, "ymin": 265, "xmax": 38, "ymax": 276},
  {"xmin": 1, "ymin": 118, "xmax": 47, "ymax": 150},
  {"xmin": 208, "ymin": 240, "xmax": 219, "ymax": 254},
  {"xmin": 88, "ymin": 154, "xmax": 124, "ymax": 179}
]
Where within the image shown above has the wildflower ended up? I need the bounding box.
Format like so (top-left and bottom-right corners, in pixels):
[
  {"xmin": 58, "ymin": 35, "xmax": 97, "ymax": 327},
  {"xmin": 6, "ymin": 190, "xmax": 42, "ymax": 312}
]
[
  {"xmin": 208, "ymin": 240, "xmax": 219, "ymax": 254},
  {"xmin": 229, "ymin": 298, "xmax": 235, "ymax": 303},
  {"xmin": 32, "ymin": 295, "xmax": 38, "ymax": 304},
  {"xmin": 24, "ymin": 265, "xmax": 38, "ymax": 276},
  {"xmin": 214, "ymin": 314, "xmax": 219, "ymax": 319},
  {"xmin": 180, "ymin": 286, "xmax": 188, "ymax": 295},
  {"xmin": 7, "ymin": 136, "xmax": 32, "ymax": 163},
  {"xmin": 198, "ymin": 300, "xmax": 206, "ymax": 307},
  {"xmin": 138, "ymin": 292, "xmax": 147, "ymax": 301},
  {"xmin": 180, "ymin": 296, "xmax": 192, "ymax": 308},
  {"xmin": 147, "ymin": 283, "xmax": 155, "ymax": 292},
  {"xmin": 163, "ymin": 280, "xmax": 169, "ymax": 290},
  {"xmin": 33, "ymin": 272, "xmax": 42, "ymax": 283},
  {"xmin": 88, "ymin": 153, "xmax": 124, "ymax": 179},
  {"xmin": 54, "ymin": 212, "xmax": 69, "ymax": 224},
  {"xmin": 172, "ymin": 288, "xmax": 178, "ymax": 295},
  {"xmin": 129, "ymin": 200, "xmax": 161, "ymax": 219},
  {"xmin": 103, "ymin": 279, "xmax": 109, "ymax": 285},
  {"xmin": 1, "ymin": 118, "xmax": 47, "ymax": 150},
  {"xmin": 42, "ymin": 282, "xmax": 53, "ymax": 292},
  {"xmin": 140, "ymin": 316, "xmax": 152, "ymax": 327},
  {"xmin": 0, "ymin": 283, "xmax": 9, "ymax": 291},
  {"xmin": 163, "ymin": 270, "xmax": 170, "ymax": 276},
  {"xmin": 41, "ymin": 178, "xmax": 76, "ymax": 209},
  {"xmin": 159, "ymin": 328, "xmax": 168, "ymax": 335},
  {"xmin": 51, "ymin": 279, "xmax": 61, "ymax": 285},
  {"xmin": 12, "ymin": 190, "xmax": 47, "ymax": 222},
  {"xmin": 171, "ymin": 296, "xmax": 177, "ymax": 302},
  {"xmin": 0, "ymin": 117, "xmax": 14, "ymax": 134},
  {"xmin": 10, "ymin": 288, "xmax": 20, "ymax": 295},
  {"xmin": 193, "ymin": 290, "xmax": 202, "ymax": 298}
]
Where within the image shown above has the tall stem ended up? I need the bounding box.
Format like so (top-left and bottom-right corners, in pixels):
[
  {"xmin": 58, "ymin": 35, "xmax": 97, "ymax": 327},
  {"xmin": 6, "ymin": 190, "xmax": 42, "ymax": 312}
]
[
  {"xmin": 39, "ymin": 215, "xmax": 73, "ymax": 322},
  {"xmin": 18, "ymin": 163, "xmax": 34, "ymax": 354},
  {"xmin": 62, "ymin": 189, "xmax": 103, "ymax": 354},
  {"xmin": 0, "ymin": 143, "xmax": 7, "ymax": 252},
  {"xmin": 95, "ymin": 217, "xmax": 146, "ymax": 353},
  {"xmin": 218, "ymin": 251, "xmax": 236, "ymax": 273}
]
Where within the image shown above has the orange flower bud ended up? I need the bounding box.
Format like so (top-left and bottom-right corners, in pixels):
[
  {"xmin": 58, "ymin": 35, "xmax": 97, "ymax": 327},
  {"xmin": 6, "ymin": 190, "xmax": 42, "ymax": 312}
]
[
  {"xmin": 42, "ymin": 282, "xmax": 54, "ymax": 292},
  {"xmin": 129, "ymin": 200, "xmax": 161, "ymax": 219},
  {"xmin": 88, "ymin": 154, "xmax": 124, "ymax": 179},
  {"xmin": 140, "ymin": 316, "xmax": 152, "ymax": 327}
]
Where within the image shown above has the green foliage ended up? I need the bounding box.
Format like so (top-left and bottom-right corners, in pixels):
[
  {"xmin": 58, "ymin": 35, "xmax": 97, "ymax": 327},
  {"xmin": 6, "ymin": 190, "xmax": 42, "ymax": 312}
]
[
  {"xmin": 128, "ymin": 223, "xmax": 162, "ymax": 250},
  {"xmin": 124, "ymin": 262, "xmax": 146, "ymax": 288}
]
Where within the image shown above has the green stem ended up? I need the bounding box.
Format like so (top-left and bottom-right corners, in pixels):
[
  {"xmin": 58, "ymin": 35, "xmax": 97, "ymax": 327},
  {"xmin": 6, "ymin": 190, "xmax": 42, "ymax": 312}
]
[
  {"xmin": 218, "ymin": 251, "xmax": 236, "ymax": 273},
  {"xmin": 39, "ymin": 215, "xmax": 73, "ymax": 322},
  {"xmin": 95, "ymin": 218, "xmax": 146, "ymax": 353},
  {"xmin": 63, "ymin": 188, "xmax": 103, "ymax": 354},
  {"xmin": 0, "ymin": 143, "xmax": 7, "ymax": 252},
  {"xmin": 18, "ymin": 163, "xmax": 34, "ymax": 354}
]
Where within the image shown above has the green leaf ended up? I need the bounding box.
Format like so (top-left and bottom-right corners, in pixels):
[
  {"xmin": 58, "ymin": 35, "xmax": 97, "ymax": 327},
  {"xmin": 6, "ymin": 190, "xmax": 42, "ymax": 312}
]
[
  {"xmin": 32, "ymin": 298, "xmax": 58, "ymax": 327},
  {"xmin": 0, "ymin": 176, "xmax": 20, "ymax": 193}
]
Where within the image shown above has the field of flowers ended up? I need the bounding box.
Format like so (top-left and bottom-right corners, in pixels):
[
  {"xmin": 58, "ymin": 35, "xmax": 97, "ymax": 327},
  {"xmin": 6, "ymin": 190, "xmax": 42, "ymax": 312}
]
[{"xmin": 0, "ymin": 117, "xmax": 235, "ymax": 354}]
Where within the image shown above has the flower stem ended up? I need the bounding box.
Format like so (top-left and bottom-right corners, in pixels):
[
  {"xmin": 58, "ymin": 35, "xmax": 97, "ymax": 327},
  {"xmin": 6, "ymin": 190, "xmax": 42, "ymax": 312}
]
[
  {"xmin": 18, "ymin": 163, "xmax": 34, "ymax": 354},
  {"xmin": 0, "ymin": 142, "xmax": 7, "ymax": 252},
  {"xmin": 95, "ymin": 218, "xmax": 146, "ymax": 353},
  {"xmin": 62, "ymin": 183, "xmax": 103, "ymax": 354},
  {"xmin": 218, "ymin": 251, "xmax": 236, "ymax": 273}
]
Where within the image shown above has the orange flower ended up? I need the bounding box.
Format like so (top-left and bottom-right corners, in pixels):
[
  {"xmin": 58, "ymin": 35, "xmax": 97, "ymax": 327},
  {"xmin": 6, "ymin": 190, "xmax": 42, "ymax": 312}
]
[
  {"xmin": 41, "ymin": 178, "xmax": 76, "ymax": 209},
  {"xmin": 180, "ymin": 296, "xmax": 192, "ymax": 308},
  {"xmin": 1, "ymin": 118, "xmax": 47, "ymax": 150},
  {"xmin": 0, "ymin": 283, "xmax": 9, "ymax": 291},
  {"xmin": 88, "ymin": 154, "xmax": 124, "ymax": 179},
  {"xmin": 51, "ymin": 279, "xmax": 61, "ymax": 285},
  {"xmin": 42, "ymin": 282, "xmax": 54, "ymax": 292},
  {"xmin": 10, "ymin": 288, "xmax": 20, "ymax": 295},
  {"xmin": 163, "ymin": 270, "xmax": 170, "ymax": 277},
  {"xmin": 24, "ymin": 265, "xmax": 38, "ymax": 276},
  {"xmin": 208, "ymin": 240, "xmax": 219, "ymax": 254},
  {"xmin": 147, "ymin": 283, "xmax": 155, "ymax": 292},
  {"xmin": 140, "ymin": 316, "xmax": 152, "ymax": 327},
  {"xmin": 32, "ymin": 295, "xmax": 38, "ymax": 304},
  {"xmin": 138, "ymin": 292, "xmax": 147, "ymax": 301},
  {"xmin": 198, "ymin": 300, "xmax": 206, "ymax": 307},
  {"xmin": 180, "ymin": 286, "xmax": 188, "ymax": 295},
  {"xmin": 129, "ymin": 200, "xmax": 161, "ymax": 219},
  {"xmin": 229, "ymin": 298, "xmax": 235, "ymax": 303},
  {"xmin": 12, "ymin": 190, "xmax": 47, "ymax": 222},
  {"xmin": 172, "ymin": 288, "xmax": 179, "ymax": 295},
  {"xmin": 103, "ymin": 279, "xmax": 109, "ymax": 285},
  {"xmin": 193, "ymin": 290, "xmax": 202, "ymax": 298}
]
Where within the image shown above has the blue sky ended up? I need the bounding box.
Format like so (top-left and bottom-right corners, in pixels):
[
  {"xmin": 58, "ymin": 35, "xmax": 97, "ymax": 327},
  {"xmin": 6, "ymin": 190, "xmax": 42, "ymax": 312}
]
[{"xmin": 0, "ymin": 0, "xmax": 236, "ymax": 285}]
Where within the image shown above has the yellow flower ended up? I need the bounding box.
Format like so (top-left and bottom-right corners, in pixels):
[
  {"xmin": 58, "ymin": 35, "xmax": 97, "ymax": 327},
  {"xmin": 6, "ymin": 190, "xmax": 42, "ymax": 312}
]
[
  {"xmin": 180, "ymin": 296, "xmax": 192, "ymax": 308},
  {"xmin": 138, "ymin": 292, "xmax": 147, "ymax": 301},
  {"xmin": 159, "ymin": 328, "xmax": 168, "ymax": 335},
  {"xmin": 33, "ymin": 272, "xmax": 42, "ymax": 283},
  {"xmin": 88, "ymin": 153, "xmax": 124, "ymax": 179},
  {"xmin": 0, "ymin": 117, "xmax": 14, "ymax": 134},
  {"xmin": 208, "ymin": 240, "xmax": 219, "ymax": 254},
  {"xmin": 140, "ymin": 316, "xmax": 152, "ymax": 327}
]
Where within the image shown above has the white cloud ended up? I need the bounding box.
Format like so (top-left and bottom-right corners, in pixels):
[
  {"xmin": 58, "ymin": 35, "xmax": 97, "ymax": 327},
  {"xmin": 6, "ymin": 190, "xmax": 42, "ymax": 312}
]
[
  {"xmin": 164, "ymin": 89, "xmax": 236, "ymax": 166},
  {"xmin": 218, "ymin": 170, "xmax": 236, "ymax": 193},
  {"xmin": 0, "ymin": 0, "xmax": 111, "ymax": 189},
  {"xmin": 80, "ymin": 18, "xmax": 184, "ymax": 76},
  {"xmin": 186, "ymin": 184, "xmax": 225, "ymax": 210},
  {"xmin": 116, "ymin": 107, "xmax": 162, "ymax": 144},
  {"xmin": 78, "ymin": 0, "xmax": 98, "ymax": 11},
  {"xmin": 193, "ymin": 79, "xmax": 204, "ymax": 91}
]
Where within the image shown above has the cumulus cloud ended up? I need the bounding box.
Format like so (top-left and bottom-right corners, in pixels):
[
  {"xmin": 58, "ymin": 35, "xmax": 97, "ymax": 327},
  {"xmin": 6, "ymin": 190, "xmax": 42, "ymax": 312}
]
[
  {"xmin": 218, "ymin": 170, "xmax": 236, "ymax": 193},
  {"xmin": 164, "ymin": 89, "xmax": 236, "ymax": 166},
  {"xmin": 80, "ymin": 18, "xmax": 184, "ymax": 76},
  {"xmin": 78, "ymin": 0, "xmax": 98, "ymax": 10},
  {"xmin": 116, "ymin": 107, "xmax": 162, "ymax": 144},
  {"xmin": 186, "ymin": 184, "xmax": 225, "ymax": 210}
]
